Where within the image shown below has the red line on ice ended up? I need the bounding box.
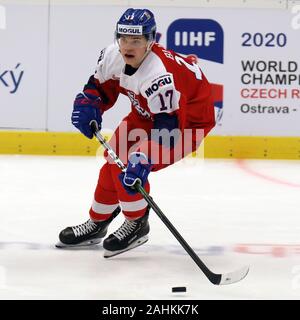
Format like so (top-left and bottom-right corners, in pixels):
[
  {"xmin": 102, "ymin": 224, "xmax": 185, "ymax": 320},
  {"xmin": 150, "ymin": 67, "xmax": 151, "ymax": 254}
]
[{"xmin": 236, "ymin": 159, "xmax": 300, "ymax": 188}]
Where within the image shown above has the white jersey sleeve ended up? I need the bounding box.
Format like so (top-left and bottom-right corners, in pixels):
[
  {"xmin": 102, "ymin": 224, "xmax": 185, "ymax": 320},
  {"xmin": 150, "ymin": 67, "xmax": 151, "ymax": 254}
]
[{"xmin": 94, "ymin": 43, "xmax": 123, "ymax": 84}]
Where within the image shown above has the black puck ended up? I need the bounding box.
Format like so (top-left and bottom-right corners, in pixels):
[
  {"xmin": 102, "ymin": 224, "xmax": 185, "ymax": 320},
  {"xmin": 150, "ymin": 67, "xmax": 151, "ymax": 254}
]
[{"xmin": 172, "ymin": 286, "xmax": 187, "ymax": 293}]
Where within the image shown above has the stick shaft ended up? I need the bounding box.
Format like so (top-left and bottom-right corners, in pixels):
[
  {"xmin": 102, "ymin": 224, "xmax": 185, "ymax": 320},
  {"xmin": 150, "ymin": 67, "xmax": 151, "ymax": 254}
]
[{"xmin": 92, "ymin": 126, "xmax": 221, "ymax": 284}]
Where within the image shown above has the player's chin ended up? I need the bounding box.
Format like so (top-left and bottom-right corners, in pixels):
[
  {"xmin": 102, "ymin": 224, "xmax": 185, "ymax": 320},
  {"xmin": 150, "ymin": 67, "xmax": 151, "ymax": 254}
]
[{"xmin": 125, "ymin": 57, "xmax": 138, "ymax": 67}]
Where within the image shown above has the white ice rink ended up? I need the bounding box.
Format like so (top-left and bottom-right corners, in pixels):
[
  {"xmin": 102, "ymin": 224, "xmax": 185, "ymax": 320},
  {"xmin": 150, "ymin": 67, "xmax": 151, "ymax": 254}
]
[{"xmin": 1, "ymin": 155, "xmax": 300, "ymax": 300}]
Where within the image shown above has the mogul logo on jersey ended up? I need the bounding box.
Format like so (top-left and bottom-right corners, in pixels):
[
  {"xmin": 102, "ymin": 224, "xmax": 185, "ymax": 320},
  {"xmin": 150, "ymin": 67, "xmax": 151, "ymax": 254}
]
[
  {"xmin": 117, "ymin": 24, "xmax": 143, "ymax": 35},
  {"xmin": 145, "ymin": 74, "xmax": 173, "ymax": 97},
  {"xmin": 167, "ymin": 19, "xmax": 224, "ymax": 64}
]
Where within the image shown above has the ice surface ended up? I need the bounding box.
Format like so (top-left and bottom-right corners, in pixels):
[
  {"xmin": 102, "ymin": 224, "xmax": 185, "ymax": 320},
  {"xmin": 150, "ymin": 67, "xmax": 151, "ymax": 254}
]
[{"xmin": 1, "ymin": 155, "xmax": 300, "ymax": 299}]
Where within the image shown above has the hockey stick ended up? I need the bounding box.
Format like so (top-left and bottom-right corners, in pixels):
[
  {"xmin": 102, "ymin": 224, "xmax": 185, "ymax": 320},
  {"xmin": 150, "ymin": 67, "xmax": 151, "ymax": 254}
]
[{"xmin": 90, "ymin": 121, "xmax": 249, "ymax": 285}]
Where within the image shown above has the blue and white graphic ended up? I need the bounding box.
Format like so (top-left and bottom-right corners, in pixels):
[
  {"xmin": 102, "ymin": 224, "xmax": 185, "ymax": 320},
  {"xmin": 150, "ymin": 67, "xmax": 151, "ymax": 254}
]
[{"xmin": 167, "ymin": 19, "xmax": 224, "ymax": 64}]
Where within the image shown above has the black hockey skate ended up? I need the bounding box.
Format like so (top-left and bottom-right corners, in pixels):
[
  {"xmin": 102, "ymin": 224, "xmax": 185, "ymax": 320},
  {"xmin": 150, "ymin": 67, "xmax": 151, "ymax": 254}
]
[
  {"xmin": 103, "ymin": 206, "xmax": 150, "ymax": 258},
  {"xmin": 56, "ymin": 207, "xmax": 121, "ymax": 248}
]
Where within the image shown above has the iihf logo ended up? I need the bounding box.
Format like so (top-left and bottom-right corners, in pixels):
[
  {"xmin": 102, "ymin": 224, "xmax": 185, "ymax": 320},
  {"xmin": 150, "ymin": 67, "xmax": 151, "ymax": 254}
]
[
  {"xmin": 167, "ymin": 19, "xmax": 224, "ymax": 64},
  {"xmin": 166, "ymin": 19, "xmax": 224, "ymax": 125}
]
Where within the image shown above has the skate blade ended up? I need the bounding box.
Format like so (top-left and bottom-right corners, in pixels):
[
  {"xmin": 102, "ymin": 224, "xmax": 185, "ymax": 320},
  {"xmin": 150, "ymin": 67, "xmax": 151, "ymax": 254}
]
[
  {"xmin": 103, "ymin": 235, "xmax": 148, "ymax": 258},
  {"xmin": 55, "ymin": 238, "xmax": 102, "ymax": 248}
]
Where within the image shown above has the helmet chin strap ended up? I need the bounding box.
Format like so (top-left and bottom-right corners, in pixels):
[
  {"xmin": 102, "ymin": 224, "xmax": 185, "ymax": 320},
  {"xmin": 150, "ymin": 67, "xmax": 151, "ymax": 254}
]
[{"xmin": 136, "ymin": 40, "xmax": 154, "ymax": 67}]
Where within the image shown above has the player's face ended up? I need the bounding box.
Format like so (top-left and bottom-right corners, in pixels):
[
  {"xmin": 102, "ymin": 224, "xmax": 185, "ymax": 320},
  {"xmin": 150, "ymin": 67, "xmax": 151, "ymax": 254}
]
[{"xmin": 118, "ymin": 35, "xmax": 148, "ymax": 68}]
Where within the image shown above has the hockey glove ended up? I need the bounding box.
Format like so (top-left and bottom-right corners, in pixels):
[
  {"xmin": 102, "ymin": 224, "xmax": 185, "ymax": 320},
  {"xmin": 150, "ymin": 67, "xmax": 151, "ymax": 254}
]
[
  {"xmin": 71, "ymin": 93, "xmax": 102, "ymax": 139},
  {"xmin": 120, "ymin": 152, "xmax": 152, "ymax": 195}
]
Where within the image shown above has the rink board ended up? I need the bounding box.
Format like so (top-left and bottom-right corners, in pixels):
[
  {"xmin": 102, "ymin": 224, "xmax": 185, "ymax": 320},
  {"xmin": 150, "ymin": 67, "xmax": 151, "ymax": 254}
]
[{"xmin": 1, "ymin": 130, "xmax": 299, "ymax": 159}]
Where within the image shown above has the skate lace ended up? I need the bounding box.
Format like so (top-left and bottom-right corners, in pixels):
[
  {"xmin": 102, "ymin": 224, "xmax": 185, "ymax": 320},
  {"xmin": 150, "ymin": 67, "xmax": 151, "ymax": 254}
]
[
  {"xmin": 113, "ymin": 220, "xmax": 137, "ymax": 241},
  {"xmin": 72, "ymin": 220, "xmax": 98, "ymax": 237}
]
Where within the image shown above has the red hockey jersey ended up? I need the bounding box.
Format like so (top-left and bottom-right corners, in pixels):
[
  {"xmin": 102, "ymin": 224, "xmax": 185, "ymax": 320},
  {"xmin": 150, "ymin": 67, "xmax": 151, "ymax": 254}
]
[{"xmin": 85, "ymin": 42, "xmax": 215, "ymax": 170}]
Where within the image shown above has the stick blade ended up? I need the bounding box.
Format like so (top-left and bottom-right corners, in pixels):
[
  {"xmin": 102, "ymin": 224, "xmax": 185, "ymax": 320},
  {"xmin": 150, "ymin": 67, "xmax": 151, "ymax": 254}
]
[{"xmin": 218, "ymin": 265, "xmax": 249, "ymax": 285}]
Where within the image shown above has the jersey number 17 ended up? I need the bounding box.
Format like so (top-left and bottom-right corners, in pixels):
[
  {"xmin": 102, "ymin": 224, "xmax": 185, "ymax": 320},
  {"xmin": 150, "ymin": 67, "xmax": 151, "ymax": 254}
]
[{"xmin": 158, "ymin": 56, "xmax": 202, "ymax": 111}]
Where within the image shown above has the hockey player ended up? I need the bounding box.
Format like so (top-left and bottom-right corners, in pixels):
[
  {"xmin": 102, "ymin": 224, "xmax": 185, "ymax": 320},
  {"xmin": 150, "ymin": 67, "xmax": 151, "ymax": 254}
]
[{"xmin": 56, "ymin": 8, "xmax": 215, "ymax": 257}]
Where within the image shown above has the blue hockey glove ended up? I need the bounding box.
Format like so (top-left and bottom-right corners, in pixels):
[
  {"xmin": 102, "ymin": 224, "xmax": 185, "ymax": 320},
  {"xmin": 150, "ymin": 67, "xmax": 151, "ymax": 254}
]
[
  {"xmin": 120, "ymin": 152, "xmax": 152, "ymax": 195},
  {"xmin": 71, "ymin": 92, "xmax": 102, "ymax": 139}
]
